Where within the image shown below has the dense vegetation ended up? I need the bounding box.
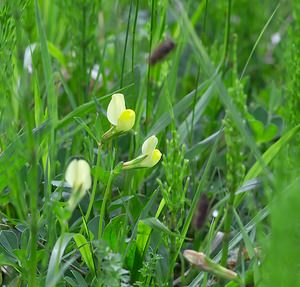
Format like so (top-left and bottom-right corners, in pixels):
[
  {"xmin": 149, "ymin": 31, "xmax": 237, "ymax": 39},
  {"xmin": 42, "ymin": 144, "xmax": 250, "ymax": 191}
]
[{"xmin": 0, "ymin": 0, "xmax": 300, "ymax": 286}]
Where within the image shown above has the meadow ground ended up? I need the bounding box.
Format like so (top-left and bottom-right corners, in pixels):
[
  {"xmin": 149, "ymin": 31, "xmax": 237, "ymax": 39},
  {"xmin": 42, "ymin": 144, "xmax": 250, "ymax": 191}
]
[{"xmin": 1, "ymin": 0, "xmax": 300, "ymax": 286}]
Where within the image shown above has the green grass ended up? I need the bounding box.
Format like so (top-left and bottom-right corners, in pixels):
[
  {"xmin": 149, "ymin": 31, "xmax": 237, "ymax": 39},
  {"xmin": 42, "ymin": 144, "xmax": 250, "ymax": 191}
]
[{"xmin": 0, "ymin": 0, "xmax": 300, "ymax": 286}]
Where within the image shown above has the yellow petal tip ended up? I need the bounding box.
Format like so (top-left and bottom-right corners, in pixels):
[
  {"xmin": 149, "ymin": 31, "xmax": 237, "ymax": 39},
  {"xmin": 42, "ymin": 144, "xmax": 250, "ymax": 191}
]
[{"xmin": 116, "ymin": 109, "xmax": 136, "ymax": 132}]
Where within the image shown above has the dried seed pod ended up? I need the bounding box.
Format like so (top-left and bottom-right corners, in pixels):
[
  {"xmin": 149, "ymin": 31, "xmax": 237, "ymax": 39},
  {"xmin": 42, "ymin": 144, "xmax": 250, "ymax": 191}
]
[
  {"xmin": 149, "ymin": 39, "xmax": 175, "ymax": 65},
  {"xmin": 183, "ymin": 250, "xmax": 240, "ymax": 282},
  {"xmin": 193, "ymin": 193, "xmax": 209, "ymax": 229}
]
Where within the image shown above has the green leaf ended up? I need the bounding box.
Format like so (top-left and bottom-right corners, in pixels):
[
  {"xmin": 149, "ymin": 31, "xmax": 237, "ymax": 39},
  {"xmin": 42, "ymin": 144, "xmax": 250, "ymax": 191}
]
[
  {"xmin": 64, "ymin": 276, "xmax": 78, "ymax": 287},
  {"xmin": 87, "ymin": 216, "xmax": 100, "ymax": 239},
  {"xmin": 103, "ymin": 214, "xmax": 127, "ymax": 253},
  {"xmin": 73, "ymin": 233, "xmax": 95, "ymax": 275},
  {"xmin": 252, "ymin": 106, "xmax": 268, "ymax": 124},
  {"xmin": 46, "ymin": 233, "xmax": 74, "ymax": 287},
  {"xmin": 141, "ymin": 217, "xmax": 179, "ymax": 238},
  {"xmin": 92, "ymin": 166, "xmax": 110, "ymax": 185},
  {"xmin": 249, "ymin": 118, "xmax": 278, "ymax": 143},
  {"xmin": 47, "ymin": 41, "xmax": 66, "ymax": 66},
  {"xmin": 126, "ymin": 190, "xmax": 159, "ymax": 279},
  {"xmin": 136, "ymin": 220, "xmax": 152, "ymax": 260},
  {"xmin": 0, "ymin": 230, "xmax": 18, "ymax": 255},
  {"xmin": 109, "ymin": 195, "xmax": 134, "ymax": 209},
  {"xmin": 245, "ymin": 124, "xmax": 300, "ymax": 181},
  {"xmin": 225, "ymin": 281, "xmax": 240, "ymax": 287},
  {"xmin": 0, "ymin": 253, "xmax": 19, "ymax": 271},
  {"xmin": 7, "ymin": 276, "xmax": 21, "ymax": 287},
  {"xmin": 71, "ymin": 270, "xmax": 89, "ymax": 287},
  {"xmin": 249, "ymin": 119, "xmax": 264, "ymax": 138},
  {"xmin": 124, "ymin": 240, "xmax": 137, "ymax": 271},
  {"xmin": 260, "ymin": 123, "xmax": 278, "ymax": 143}
]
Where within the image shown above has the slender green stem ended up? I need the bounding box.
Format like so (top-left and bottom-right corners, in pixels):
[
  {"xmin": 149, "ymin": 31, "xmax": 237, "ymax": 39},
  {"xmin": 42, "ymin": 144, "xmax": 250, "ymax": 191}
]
[
  {"xmin": 120, "ymin": 0, "xmax": 133, "ymax": 88},
  {"xmin": 146, "ymin": 0, "xmax": 156, "ymax": 132},
  {"xmin": 218, "ymin": 0, "xmax": 232, "ymax": 72},
  {"xmin": 29, "ymin": 164, "xmax": 38, "ymax": 287},
  {"xmin": 34, "ymin": 0, "xmax": 57, "ymax": 258},
  {"xmin": 190, "ymin": 66, "xmax": 200, "ymax": 145},
  {"xmin": 81, "ymin": 2, "xmax": 87, "ymax": 103},
  {"xmin": 84, "ymin": 145, "xmax": 102, "ymax": 225},
  {"xmin": 56, "ymin": 222, "xmax": 67, "ymax": 282},
  {"xmin": 23, "ymin": 55, "xmax": 39, "ymax": 287},
  {"xmin": 203, "ymin": 0, "xmax": 209, "ymax": 34},
  {"xmin": 98, "ymin": 171, "xmax": 114, "ymax": 240},
  {"xmin": 240, "ymin": 3, "xmax": 280, "ymax": 80},
  {"xmin": 220, "ymin": 186, "xmax": 236, "ymax": 266},
  {"xmin": 132, "ymin": 0, "xmax": 139, "ymax": 74}
]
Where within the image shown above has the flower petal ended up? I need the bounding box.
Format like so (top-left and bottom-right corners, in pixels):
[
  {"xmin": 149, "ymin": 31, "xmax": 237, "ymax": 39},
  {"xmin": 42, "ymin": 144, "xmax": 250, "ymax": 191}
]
[
  {"xmin": 24, "ymin": 43, "xmax": 37, "ymax": 74},
  {"xmin": 65, "ymin": 159, "xmax": 78, "ymax": 188},
  {"xmin": 76, "ymin": 159, "xmax": 92, "ymax": 191},
  {"xmin": 141, "ymin": 149, "xmax": 162, "ymax": 168},
  {"xmin": 107, "ymin": 93, "xmax": 126, "ymax": 125},
  {"xmin": 151, "ymin": 149, "xmax": 162, "ymax": 166},
  {"xmin": 65, "ymin": 159, "xmax": 91, "ymax": 191},
  {"xmin": 142, "ymin": 135, "xmax": 158, "ymax": 155},
  {"xmin": 116, "ymin": 109, "xmax": 135, "ymax": 132}
]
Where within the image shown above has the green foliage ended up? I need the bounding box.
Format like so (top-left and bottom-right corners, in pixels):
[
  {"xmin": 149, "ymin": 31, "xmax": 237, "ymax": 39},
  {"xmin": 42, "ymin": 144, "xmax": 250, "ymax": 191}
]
[
  {"xmin": 260, "ymin": 146, "xmax": 300, "ymax": 286},
  {"xmin": 158, "ymin": 132, "xmax": 189, "ymax": 230},
  {"xmin": 95, "ymin": 243, "xmax": 131, "ymax": 287},
  {"xmin": 0, "ymin": 0, "xmax": 30, "ymax": 138},
  {"xmin": 224, "ymin": 35, "xmax": 248, "ymax": 188},
  {"xmin": 221, "ymin": 35, "xmax": 247, "ymax": 266},
  {"xmin": 0, "ymin": 0, "xmax": 299, "ymax": 286},
  {"xmin": 55, "ymin": 0, "xmax": 101, "ymax": 105},
  {"xmin": 134, "ymin": 250, "xmax": 163, "ymax": 287},
  {"xmin": 286, "ymin": 0, "xmax": 300, "ymax": 129}
]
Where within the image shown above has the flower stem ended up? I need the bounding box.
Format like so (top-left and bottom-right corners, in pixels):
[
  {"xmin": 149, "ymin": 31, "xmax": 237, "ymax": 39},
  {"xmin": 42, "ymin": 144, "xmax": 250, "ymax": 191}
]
[
  {"xmin": 98, "ymin": 170, "xmax": 114, "ymax": 240},
  {"xmin": 83, "ymin": 145, "xmax": 102, "ymax": 226},
  {"xmin": 221, "ymin": 186, "xmax": 236, "ymax": 266}
]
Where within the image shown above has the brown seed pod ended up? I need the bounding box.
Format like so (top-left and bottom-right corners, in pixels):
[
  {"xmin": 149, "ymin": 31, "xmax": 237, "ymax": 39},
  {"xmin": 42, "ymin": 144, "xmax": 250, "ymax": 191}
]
[
  {"xmin": 149, "ymin": 38, "xmax": 175, "ymax": 65},
  {"xmin": 193, "ymin": 193, "xmax": 210, "ymax": 229}
]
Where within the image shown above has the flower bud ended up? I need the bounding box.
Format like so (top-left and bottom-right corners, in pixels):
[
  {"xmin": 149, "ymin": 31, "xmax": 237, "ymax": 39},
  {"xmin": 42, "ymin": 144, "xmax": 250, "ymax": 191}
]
[{"xmin": 65, "ymin": 158, "xmax": 92, "ymax": 211}]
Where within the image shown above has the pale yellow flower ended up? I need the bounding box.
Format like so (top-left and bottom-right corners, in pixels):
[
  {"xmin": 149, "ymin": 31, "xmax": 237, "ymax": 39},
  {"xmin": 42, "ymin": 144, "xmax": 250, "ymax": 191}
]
[
  {"xmin": 65, "ymin": 158, "xmax": 92, "ymax": 211},
  {"xmin": 107, "ymin": 93, "xmax": 135, "ymax": 132},
  {"xmin": 123, "ymin": 135, "xmax": 162, "ymax": 169},
  {"xmin": 65, "ymin": 159, "xmax": 92, "ymax": 191}
]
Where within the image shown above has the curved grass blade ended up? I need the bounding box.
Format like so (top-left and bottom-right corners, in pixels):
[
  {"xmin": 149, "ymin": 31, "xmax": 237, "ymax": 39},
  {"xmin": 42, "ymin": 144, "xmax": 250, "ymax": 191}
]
[
  {"xmin": 73, "ymin": 233, "xmax": 95, "ymax": 275},
  {"xmin": 146, "ymin": 79, "xmax": 210, "ymax": 138},
  {"xmin": 178, "ymin": 84, "xmax": 215, "ymax": 141},
  {"xmin": 46, "ymin": 233, "xmax": 74, "ymax": 287},
  {"xmin": 244, "ymin": 124, "xmax": 300, "ymax": 182},
  {"xmin": 240, "ymin": 3, "xmax": 280, "ymax": 79}
]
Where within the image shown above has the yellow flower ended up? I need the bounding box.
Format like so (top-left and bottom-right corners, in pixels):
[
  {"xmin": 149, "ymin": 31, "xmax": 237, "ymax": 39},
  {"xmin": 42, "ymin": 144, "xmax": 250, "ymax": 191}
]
[
  {"xmin": 107, "ymin": 93, "xmax": 135, "ymax": 132},
  {"xmin": 123, "ymin": 135, "xmax": 162, "ymax": 169},
  {"xmin": 65, "ymin": 158, "xmax": 92, "ymax": 211}
]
